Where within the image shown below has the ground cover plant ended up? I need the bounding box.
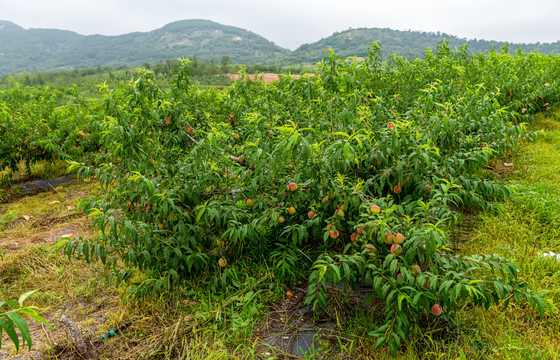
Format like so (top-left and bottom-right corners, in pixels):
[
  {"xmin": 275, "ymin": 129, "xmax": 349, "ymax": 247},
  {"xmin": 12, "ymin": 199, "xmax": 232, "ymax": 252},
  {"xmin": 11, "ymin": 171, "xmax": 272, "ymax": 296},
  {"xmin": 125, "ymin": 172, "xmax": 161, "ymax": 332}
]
[{"xmin": 56, "ymin": 42, "xmax": 560, "ymax": 355}]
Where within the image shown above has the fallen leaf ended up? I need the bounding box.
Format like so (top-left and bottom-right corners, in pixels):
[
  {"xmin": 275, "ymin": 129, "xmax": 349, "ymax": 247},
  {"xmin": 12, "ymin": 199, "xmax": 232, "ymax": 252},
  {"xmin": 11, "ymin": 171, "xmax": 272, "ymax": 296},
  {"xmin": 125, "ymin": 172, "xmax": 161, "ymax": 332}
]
[
  {"xmin": 22, "ymin": 215, "xmax": 31, "ymax": 221},
  {"xmin": 79, "ymin": 130, "xmax": 85, "ymax": 136},
  {"xmin": 503, "ymin": 162, "xmax": 514, "ymax": 167},
  {"xmin": 286, "ymin": 290, "xmax": 294, "ymax": 297},
  {"xmin": 67, "ymin": 205, "xmax": 75, "ymax": 211},
  {"xmin": 49, "ymin": 200, "xmax": 60, "ymax": 204},
  {"xmin": 60, "ymin": 233, "xmax": 73, "ymax": 238}
]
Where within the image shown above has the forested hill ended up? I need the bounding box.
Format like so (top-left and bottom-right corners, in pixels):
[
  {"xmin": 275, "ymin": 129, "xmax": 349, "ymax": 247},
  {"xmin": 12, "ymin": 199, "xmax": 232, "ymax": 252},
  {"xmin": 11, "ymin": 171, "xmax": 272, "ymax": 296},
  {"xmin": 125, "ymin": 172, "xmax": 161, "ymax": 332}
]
[
  {"xmin": 0, "ymin": 19, "xmax": 289, "ymax": 74},
  {"xmin": 1, "ymin": 19, "xmax": 560, "ymax": 75},
  {"xmin": 286, "ymin": 27, "xmax": 560, "ymax": 63}
]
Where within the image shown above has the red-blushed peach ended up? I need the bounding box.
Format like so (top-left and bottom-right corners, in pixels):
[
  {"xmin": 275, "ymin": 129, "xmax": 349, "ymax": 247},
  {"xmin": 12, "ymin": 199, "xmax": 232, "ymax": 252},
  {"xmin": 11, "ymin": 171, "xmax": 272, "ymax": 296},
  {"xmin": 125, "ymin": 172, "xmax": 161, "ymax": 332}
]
[
  {"xmin": 431, "ymin": 304, "xmax": 442, "ymax": 316},
  {"xmin": 390, "ymin": 243, "xmax": 402, "ymax": 256}
]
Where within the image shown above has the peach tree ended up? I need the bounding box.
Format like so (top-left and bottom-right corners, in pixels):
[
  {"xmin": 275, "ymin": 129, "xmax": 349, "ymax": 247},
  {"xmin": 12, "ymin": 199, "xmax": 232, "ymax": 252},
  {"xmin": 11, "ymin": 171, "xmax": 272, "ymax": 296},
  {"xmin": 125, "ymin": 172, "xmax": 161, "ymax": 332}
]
[{"xmin": 63, "ymin": 45, "xmax": 558, "ymax": 354}]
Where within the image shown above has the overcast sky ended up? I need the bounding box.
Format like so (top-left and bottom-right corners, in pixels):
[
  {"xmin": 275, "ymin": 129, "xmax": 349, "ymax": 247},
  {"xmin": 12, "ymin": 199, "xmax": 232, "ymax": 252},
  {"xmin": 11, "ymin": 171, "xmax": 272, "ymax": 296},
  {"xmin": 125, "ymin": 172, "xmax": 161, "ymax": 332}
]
[{"xmin": 1, "ymin": 0, "xmax": 559, "ymax": 50}]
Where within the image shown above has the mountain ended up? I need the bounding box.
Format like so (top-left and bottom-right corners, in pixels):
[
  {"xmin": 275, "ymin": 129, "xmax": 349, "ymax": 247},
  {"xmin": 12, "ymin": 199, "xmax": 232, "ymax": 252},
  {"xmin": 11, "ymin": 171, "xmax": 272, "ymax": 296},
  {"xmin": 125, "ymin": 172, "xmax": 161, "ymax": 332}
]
[
  {"xmin": 0, "ymin": 19, "xmax": 289, "ymax": 74},
  {"xmin": 285, "ymin": 27, "xmax": 560, "ymax": 63},
  {"xmin": 1, "ymin": 19, "xmax": 560, "ymax": 75}
]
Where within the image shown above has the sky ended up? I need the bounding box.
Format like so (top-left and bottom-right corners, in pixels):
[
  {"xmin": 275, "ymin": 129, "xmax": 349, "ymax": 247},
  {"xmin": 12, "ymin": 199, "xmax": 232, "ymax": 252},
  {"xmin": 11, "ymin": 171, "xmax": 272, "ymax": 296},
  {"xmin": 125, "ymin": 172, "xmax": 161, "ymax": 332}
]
[{"xmin": 1, "ymin": 0, "xmax": 559, "ymax": 50}]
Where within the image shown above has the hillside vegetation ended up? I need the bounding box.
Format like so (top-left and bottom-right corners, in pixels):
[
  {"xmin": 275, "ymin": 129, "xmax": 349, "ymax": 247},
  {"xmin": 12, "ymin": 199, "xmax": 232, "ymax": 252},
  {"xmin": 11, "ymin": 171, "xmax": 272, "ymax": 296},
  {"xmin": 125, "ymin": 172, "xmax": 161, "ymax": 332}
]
[
  {"xmin": 0, "ymin": 19, "xmax": 288, "ymax": 74},
  {"xmin": 287, "ymin": 27, "xmax": 560, "ymax": 63},
  {"xmin": 2, "ymin": 19, "xmax": 560, "ymax": 75}
]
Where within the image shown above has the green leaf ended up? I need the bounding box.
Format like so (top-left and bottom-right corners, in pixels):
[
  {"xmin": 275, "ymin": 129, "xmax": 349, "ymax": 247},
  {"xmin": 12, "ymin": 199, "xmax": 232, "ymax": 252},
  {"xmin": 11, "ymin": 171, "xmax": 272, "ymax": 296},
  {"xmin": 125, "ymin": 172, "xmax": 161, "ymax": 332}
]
[
  {"xmin": 18, "ymin": 290, "xmax": 38, "ymax": 307},
  {"xmin": 6, "ymin": 312, "xmax": 31, "ymax": 350},
  {"xmin": 0, "ymin": 317, "xmax": 18, "ymax": 351},
  {"xmin": 16, "ymin": 308, "xmax": 52, "ymax": 330}
]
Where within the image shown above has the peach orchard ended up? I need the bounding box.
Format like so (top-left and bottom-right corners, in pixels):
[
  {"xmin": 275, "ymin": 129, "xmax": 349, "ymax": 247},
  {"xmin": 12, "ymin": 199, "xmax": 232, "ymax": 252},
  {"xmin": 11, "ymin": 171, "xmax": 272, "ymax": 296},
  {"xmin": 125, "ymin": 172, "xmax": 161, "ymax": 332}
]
[{"xmin": 60, "ymin": 42, "xmax": 559, "ymax": 354}]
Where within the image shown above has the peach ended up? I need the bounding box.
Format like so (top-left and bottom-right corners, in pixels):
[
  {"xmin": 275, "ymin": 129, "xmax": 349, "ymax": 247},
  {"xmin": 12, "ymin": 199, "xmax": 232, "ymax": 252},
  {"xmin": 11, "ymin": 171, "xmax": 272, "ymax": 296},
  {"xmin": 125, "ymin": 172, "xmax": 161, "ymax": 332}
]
[
  {"xmin": 384, "ymin": 233, "xmax": 395, "ymax": 244},
  {"xmin": 431, "ymin": 304, "xmax": 442, "ymax": 316}
]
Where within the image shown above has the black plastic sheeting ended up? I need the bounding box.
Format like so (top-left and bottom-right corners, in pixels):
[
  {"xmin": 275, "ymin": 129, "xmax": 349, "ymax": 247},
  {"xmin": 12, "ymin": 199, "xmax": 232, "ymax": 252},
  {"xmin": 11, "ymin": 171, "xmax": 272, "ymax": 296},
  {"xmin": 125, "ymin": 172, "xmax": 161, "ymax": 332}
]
[{"xmin": 11, "ymin": 173, "xmax": 77, "ymax": 194}]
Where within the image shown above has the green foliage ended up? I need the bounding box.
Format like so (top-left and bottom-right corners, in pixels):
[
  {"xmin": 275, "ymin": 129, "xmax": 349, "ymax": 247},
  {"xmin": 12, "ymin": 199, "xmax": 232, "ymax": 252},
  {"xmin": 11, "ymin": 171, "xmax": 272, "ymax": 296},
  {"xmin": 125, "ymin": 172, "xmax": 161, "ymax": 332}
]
[
  {"xmin": 58, "ymin": 44, "xmax": 560, "ymax": 354},
  {"xmin": 0, "ymin": 86, "xmax": 103, "ymax": 183},
  {"xmin": 0, "ymin": 210, "xmax": 15, "ymax": 230},
  {"xmin": 0, "ymin": 290, "xmax": 51, "ymax": 351}
]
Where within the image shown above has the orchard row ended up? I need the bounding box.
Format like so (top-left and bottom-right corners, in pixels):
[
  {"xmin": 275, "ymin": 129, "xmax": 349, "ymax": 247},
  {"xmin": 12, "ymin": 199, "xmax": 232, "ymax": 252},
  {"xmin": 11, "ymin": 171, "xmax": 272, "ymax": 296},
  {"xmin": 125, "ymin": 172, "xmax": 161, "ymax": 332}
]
[{"xmin": 15, "ymin": 42, "xmax": 560, "ymax": 355}]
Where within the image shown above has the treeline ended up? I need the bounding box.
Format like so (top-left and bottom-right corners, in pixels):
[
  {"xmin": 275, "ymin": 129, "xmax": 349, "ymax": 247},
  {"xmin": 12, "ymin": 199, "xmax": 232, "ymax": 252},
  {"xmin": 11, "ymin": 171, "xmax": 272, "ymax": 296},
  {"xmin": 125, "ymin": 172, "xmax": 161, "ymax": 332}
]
[{"xmin": 0, "ymin": 57, "xmax": 310, "ymax": 96}]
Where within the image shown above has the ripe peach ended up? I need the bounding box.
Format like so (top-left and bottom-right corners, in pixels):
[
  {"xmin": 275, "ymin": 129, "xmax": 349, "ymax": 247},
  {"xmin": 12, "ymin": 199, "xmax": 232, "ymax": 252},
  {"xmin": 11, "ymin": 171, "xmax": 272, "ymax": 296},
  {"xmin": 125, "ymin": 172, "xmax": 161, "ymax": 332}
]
[
  {"xmin": 357, "ymin": 227, "xmax": 365, "ymax": 233},
  {"xmin": 288, "ymin": 206, "xmax": 296, "ymax": 215},
  {"xmin": 384, "ymin": 233, "xmax": 395, "ymax": 244},
  {"xmin": 370, "ymin": 205, "xmax": 381, "ymax": 214},
  {"xmin": 393, "ymin": 185, "xmax": 402, "ymax": 194},
  {"xmin": 327, "ymin": 224, "xmax": 332, "ymax": 230},
  {"xmin": 308, "ymin": 210, "xmax": 314, "ymax": 219},
  {"xmin": 365, "ymin": 244, "xmax": 376, "ymax": 252},
  {"xmin": 394, "ymin": 233, "xmax": 404, "ymax": 244},
  {"xmin": 390, "ymin": 243, "xmax": 402, "ymax": 256},
  {"xmin": 246, "ymin": 199, "xmax": 254, "ymax": 207},
  {"xmin": 278, "ymin": 216, "xmax": 285, "ymax": 223},
  {"xmin": 350, "ymin": 233, "xmax": 357, "ymax": 241},
  {"xmin": 387, "ymin": 122, "xmax": 395, "ymax": 130},
  {"xmin": 287, "ymin": 182, "xmax": 298, "ymax": 192},
  {"xmin": 431, "ymin": 304, "xmax": 442, "ymax": 316},
  {"xmin": 396, "ymin": 273, "xmax": 402, "ymax": 280},
  {"xmin": 335, "ymin": 209, "xmax": 345, "ymax": 217},
  {"xmin": 411, "ymin": 264, "xmax": 421, "ymax": 274},
  {"xmin": 218, "ymin": 258, "xmax": 227, "ymax": 267},
  {"xmin": 187, "ymin": 125, "xmax": 193, "ymax": 133},
  {"xmin": 330, "ymin": 230, "xmax": 340, "ymax": 239}
]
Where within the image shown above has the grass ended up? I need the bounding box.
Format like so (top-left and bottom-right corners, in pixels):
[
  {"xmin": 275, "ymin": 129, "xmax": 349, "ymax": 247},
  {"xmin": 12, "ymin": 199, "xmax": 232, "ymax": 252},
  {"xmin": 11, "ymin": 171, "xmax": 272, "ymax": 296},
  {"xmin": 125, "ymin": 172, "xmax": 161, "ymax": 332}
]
[{"xmin": 1, "ymin": 112, "xmax": 560, "ymax": 359}]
